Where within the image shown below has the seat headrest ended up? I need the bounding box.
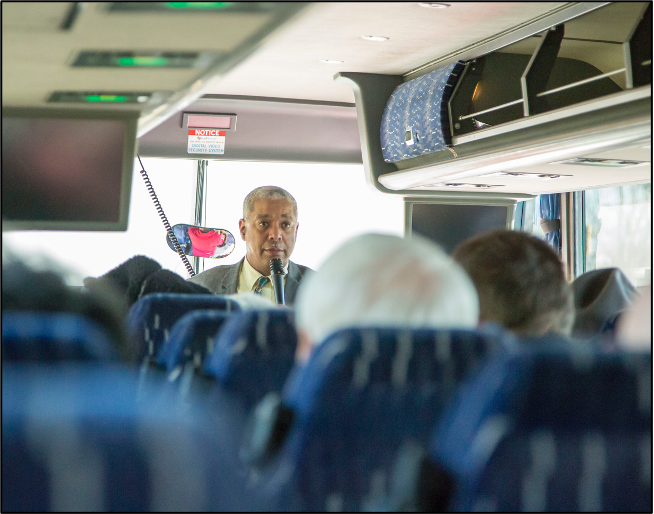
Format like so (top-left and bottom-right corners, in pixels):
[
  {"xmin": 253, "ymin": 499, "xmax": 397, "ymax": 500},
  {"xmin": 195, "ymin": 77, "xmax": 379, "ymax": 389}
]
[
  {"xmin": 2, "ymin": 311, "xmax": 120, "ymax": 362},
  {"xmin": 204, "ymin": 309, "xmax": 297, "ymax": 407},
  {"xmin": 156, "ymin": 309, "xmax": 232, "ymax": 372},
  {"xmin": 572, "ymin": 268, "xmax": 637, "ymax": 338}
]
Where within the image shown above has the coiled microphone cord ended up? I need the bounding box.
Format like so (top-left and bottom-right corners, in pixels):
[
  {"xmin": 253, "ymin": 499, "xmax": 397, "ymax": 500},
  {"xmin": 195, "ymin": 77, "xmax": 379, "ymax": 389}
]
[{"xmin": 137, "ymin": 154, "xmax": 196, "ymax": 278}]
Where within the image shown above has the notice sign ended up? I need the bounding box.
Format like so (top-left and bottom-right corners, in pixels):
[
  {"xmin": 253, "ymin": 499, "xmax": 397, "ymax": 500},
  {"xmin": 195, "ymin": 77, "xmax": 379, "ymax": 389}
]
[{"xmin": 187, "ymin": 129, "xmax": 225, "ymax": 154}]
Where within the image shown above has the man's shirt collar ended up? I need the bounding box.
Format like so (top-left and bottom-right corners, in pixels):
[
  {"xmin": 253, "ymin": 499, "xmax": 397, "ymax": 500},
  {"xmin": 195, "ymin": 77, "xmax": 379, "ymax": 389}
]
[{"xmin": 242, "ymin": 255, "xmax": 289, "ymax": 289}]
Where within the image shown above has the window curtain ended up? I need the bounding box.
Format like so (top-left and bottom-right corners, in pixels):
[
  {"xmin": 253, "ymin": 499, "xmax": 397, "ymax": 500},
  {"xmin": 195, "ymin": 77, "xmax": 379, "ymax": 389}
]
[{"xmin": 539, "ymin": 193, "xmax": 561, "ymax": 254}]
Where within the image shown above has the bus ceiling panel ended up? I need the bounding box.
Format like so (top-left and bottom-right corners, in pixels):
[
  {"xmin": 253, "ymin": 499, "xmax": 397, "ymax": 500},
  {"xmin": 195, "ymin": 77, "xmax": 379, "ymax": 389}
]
[
  {"xmin": 1, "ymin": 2, "xmax": 307, "ymax": 134},
  {"xmin": 136, "ymin": 97, "xmax": 362, "ymax": 164},
  {"xmin": 199, "ymin": 2, "xmax": 569, "ymax": 105},
  {"xmin": 1, "ymin": 2, "xmax": 74, "ymax": 31},
  {"xmin": 403, "ymin": 2, "xmax": 647, "ymax": 81}
]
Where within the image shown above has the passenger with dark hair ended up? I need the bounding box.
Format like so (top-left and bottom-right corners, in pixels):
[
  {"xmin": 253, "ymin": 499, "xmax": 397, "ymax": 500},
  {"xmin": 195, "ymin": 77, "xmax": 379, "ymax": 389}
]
[
  {"xmin": 452, "ymin": 229, "xmax": 574, "ymax": 337},
  {"xmin": 83, "ymin": 254, "xmax": 212, "ymax": 312}
]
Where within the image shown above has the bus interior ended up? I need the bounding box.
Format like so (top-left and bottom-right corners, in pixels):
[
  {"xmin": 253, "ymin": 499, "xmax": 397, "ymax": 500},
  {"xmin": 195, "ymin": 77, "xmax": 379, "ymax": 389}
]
[{"xmin": 2, "ymin": 2, "xmax": 652, "ymax": 512}]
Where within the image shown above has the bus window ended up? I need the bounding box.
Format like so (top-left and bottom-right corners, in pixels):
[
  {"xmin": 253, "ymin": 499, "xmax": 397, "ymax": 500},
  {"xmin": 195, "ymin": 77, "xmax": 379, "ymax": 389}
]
[
  {"xmin": 201, "ymin": 161, "xmax": 405, "ymax": 274},
  {"xmin": 585, "ymin": 183, "xmax": 652, "ymax": 288},
  {"xmin": 3, "ymin": 159, "xmax": 405, "ymax": 282}
]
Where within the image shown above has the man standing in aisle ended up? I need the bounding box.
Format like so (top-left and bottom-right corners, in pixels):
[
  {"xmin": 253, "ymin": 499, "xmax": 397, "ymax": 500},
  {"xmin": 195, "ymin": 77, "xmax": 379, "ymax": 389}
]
[{"xmin": 188, "ymin": 186, "xmax": 312, "ymax": 306}]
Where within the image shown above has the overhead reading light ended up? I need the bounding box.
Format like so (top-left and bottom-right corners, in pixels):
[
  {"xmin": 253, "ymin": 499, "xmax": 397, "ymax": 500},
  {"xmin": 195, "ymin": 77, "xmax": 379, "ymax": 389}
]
[
  {"xmin": 361, "ymin": 35, "xmax": 389, "ymax": 42},
  {"xmin": 319, "ymin": 59, "xmax": 344, "ymax": 64},
  {"xmin": 479, "ymin": 171, "xmax": 570, "ymax": 180},
  {"xmin": 48, "ymin": 91, "xmax": 155, "ymax": 103},
  {"xmin": 418, "ymin": 2, "xmax": 451, "ymax": 8},
  {"xmin": 72, "ymin": 51, "xmax": 217, "ymax": 68},
  {"xmin": 503, "ymin": 172, "xmax": 566, "ymax": 180},
  {"xmin": 426, "ymin": 183, "xmax": 500, "ymax": 188},
  {"xmin": 477, "ymin": 172, "xmax": 508, "ymax": 178},
  {"xmin": 549, "ymin": 157, "xmax": 649, "ymax": 168}
]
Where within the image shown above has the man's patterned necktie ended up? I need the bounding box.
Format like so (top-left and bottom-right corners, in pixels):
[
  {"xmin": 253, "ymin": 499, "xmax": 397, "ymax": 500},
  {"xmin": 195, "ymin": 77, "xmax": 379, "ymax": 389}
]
[{"xmin": 253, "ymin": 275, "xmax": 268, "ymax": 295}]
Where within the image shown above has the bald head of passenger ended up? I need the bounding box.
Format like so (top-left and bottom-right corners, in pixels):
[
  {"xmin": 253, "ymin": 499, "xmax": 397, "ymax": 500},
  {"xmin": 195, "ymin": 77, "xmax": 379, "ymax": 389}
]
[
  {"xmin": 294, "ymin": 233, "xmax": 480, "ymax": 363},
  {"xmin": 452, "ymin": 229, "xmax": 574, "ymax": 337}
]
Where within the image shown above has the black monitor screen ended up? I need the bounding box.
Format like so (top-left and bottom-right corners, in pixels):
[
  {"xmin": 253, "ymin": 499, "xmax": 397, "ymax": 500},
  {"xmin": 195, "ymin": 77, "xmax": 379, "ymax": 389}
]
[
  {"xmin": 410, "ymin": 203, "xmax": 509, "ymax": 254},
  {"xmin": 2, "ymin": 110, "xmax": 137, "ymax": 230}
]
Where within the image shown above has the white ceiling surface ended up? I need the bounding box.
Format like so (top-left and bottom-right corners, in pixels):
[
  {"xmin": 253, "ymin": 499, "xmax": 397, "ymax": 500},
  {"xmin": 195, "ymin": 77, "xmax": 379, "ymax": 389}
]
[
  {"xmin": 203, "ymin": 2, "xmax": 566, "ymax": 103},
  {"xmin": 2, "ymin": 2, "xmax": 273, "ymax": 108}
]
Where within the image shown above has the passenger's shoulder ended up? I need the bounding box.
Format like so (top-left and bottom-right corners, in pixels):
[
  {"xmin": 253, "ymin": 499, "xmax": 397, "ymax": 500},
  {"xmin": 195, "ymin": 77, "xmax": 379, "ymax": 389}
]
[
  {"xmin": 202, "ymin": 262, "xmax": 240, "ymax": 274},
  {"xmin": 187, "ymin": 260, "xmax": 240, "ymax": 283}
]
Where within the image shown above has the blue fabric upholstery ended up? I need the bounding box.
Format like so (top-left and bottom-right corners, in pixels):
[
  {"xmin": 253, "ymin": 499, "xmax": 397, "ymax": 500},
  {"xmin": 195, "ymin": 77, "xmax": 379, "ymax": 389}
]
[
  {"xmin": 125, "ymin": 293, "xmax": 240, "ymax": 360},
  {"xmin": 204, "ymin": 309, "xmax": 297, "ymax": 408},
  {"xmin": 2, "ymin": 362, "xmax": 257, "ymax": 511},
  {"xmin": 156, "ymin": 309, "xmax": 232, "ymax": 372},
  {"xmin": 430, "ymin": 347, "xmax": 652, "ymax": 512},
  {"xmin": 380, "ymin": 61, "xmax": 464, "ymax": 163},
  {"xmin": 257, "ymin": 326, "xmax": 513, "ymax": 511},
  {"xmin": 2, "ymin": 311, "xmax": 119, "ymax": 362}
]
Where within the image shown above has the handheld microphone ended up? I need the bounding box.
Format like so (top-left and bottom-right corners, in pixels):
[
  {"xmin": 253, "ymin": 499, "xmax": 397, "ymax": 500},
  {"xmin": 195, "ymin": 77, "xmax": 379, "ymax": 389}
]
[{"xmin": 269, "ymin": 258, "xmax": 286, "ymax": 305}]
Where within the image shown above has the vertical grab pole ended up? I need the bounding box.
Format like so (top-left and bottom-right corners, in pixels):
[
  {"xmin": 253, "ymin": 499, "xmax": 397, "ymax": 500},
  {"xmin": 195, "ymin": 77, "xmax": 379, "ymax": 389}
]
[{"xmin": 193, "ymin": 160, "xmax": 208, "ymax": 275}]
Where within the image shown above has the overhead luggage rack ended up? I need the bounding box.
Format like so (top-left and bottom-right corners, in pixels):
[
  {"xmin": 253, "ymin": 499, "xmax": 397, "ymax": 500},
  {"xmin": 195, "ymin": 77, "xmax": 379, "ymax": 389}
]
[{"xmin": 336, "ymin": 2, "xmax": 651, "ymax": 198}]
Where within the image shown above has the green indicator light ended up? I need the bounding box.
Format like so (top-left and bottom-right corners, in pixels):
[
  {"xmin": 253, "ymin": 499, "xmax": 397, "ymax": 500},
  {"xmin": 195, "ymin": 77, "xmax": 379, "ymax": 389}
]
[
  {"xmin": 167, "ymin": 2, "xmax": 231, "ymax": 9},
  {"xmin": 118, "ymin": 56, "xmax": 168, "ymax": 66},
  {"xmin": 87, "ymin": 95, "xmax": 127, "ymax": 102}
]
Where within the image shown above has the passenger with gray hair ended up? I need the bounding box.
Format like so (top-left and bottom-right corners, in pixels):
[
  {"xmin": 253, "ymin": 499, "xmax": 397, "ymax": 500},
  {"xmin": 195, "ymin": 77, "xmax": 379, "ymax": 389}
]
[
  {"xmin": 452, "ymin": 229, "xmax": 574, "ymax": 338},
  {"xmin": 188, "ymin": 186, "xmax": 313, "ymax": 306},
  {"xmin": 294, "ymin": 233, "xmax": 479, "ymax": 362}
]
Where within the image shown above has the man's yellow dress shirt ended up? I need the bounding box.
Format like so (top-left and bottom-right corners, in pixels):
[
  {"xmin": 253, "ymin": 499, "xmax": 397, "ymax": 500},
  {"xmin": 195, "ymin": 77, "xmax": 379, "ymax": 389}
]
[{"xmin": 236, "ymin": 256, "xmax": 288, "ymax": 303}]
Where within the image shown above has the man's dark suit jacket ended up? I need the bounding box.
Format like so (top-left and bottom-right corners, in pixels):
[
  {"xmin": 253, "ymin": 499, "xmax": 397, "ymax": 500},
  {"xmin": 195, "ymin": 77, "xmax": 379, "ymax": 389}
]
[{"xmin": 187, "ymin": 257, "xmax": 313, "ymax": 306}]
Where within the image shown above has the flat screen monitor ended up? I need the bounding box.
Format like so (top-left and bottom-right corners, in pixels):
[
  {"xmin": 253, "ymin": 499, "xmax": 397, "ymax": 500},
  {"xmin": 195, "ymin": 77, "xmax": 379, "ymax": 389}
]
[
  {"xmin": 2, "ymin": 108, "xmax": 138, "ymax": 231},
  {"xmin": 407, "ymin": 202, "xmax": 513, "ymax": 254}
]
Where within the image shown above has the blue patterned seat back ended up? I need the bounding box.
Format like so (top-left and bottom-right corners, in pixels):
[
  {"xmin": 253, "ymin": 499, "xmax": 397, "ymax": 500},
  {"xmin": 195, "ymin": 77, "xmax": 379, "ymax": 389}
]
[
  {"xmin": 380, "ymin": 61, "xmax": 465, "ymax": 163},
  {"xmin": 2, "ymin": 362, "xmax": 257, "ymax": 511},
  {"xmin": 263, "ymin": 326, "xmax": 511, "ymax": 511},
  {"xmin": 204, "ymin": 309, "xmax": 297, "ymax": 408},
  {"xmin": 156, "ymin": 310, "xmax": 232, "ymax": 372},
  {"xmin": 430, "ymin": 348, "xmax": 652, "ymax": 512},
  {"xmin": 125, "ymin": 293, "xmax": 240, "ymax": 360},
  {"xmin": 2, "ymin": 311, "xmax": 119, "ymax": 362}
]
